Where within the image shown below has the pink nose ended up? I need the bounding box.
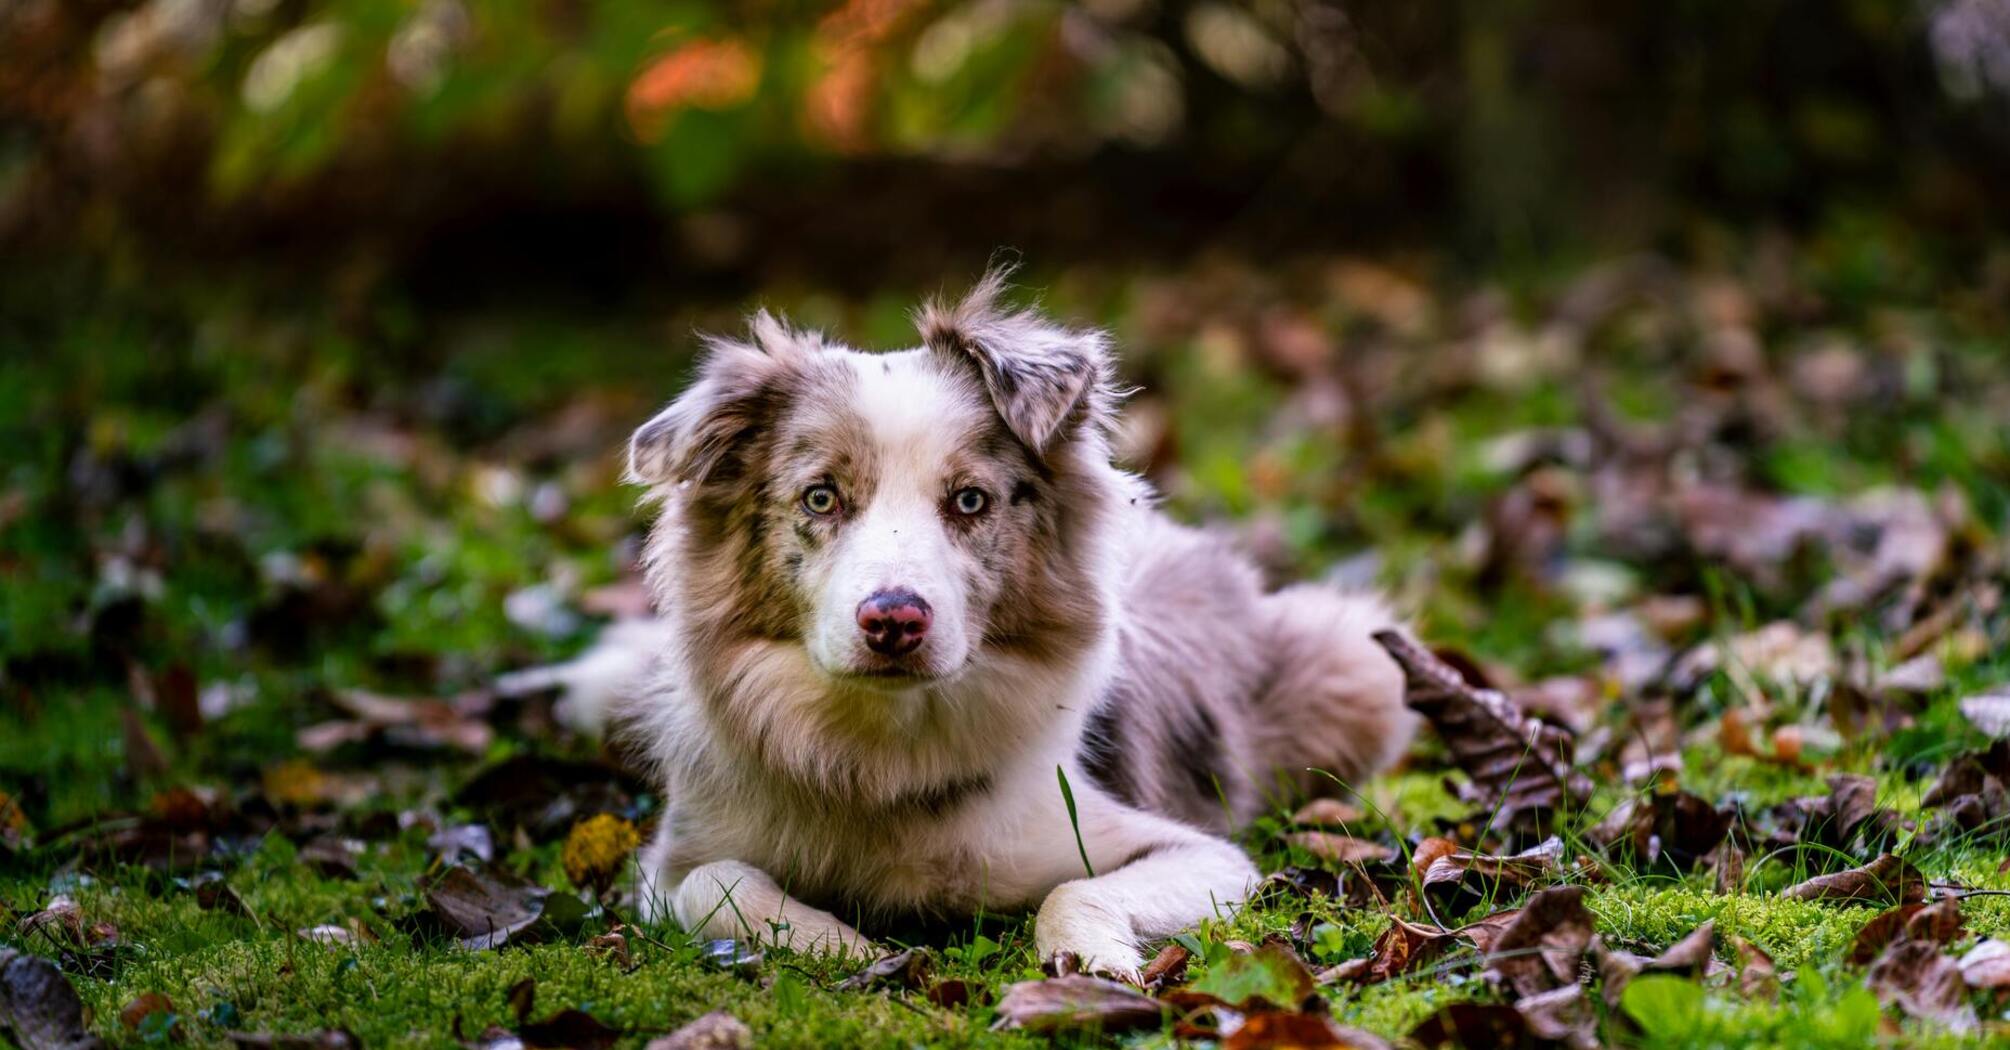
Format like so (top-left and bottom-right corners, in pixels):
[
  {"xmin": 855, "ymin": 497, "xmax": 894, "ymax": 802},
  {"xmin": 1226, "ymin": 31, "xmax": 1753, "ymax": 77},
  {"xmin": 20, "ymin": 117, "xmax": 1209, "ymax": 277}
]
[{"xmin": 857, "ymin": 589, "xmax": 931, "ymax": 656}]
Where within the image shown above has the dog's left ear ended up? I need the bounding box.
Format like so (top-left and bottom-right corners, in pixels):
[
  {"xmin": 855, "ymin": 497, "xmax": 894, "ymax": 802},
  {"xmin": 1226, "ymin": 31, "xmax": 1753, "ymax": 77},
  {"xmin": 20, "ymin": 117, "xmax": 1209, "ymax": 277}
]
[{"xmin": 918, "ymin": 267, "xmax": 1117, "ymax": 455}]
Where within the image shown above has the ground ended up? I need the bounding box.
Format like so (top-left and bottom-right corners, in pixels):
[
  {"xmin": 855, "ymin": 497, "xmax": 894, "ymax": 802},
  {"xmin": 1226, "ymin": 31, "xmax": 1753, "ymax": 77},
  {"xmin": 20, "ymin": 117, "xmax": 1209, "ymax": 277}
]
[{"xmin": 4, "ymin": 244, "xmax": 2010, "ymax": 1048}]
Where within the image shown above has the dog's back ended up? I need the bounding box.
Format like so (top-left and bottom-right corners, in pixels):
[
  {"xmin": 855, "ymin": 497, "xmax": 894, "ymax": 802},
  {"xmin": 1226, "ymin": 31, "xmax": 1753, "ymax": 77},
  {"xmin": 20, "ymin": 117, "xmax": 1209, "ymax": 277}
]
[{"xmin": 1082, "ymin": 511, "xmax": 1413, "ymax": 831}]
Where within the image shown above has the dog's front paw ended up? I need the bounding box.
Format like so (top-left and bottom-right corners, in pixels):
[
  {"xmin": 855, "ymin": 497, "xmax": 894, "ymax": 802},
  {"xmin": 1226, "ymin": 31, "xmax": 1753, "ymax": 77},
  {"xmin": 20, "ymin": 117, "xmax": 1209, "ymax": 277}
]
[{"xmin": 1034, "ymin": 885, "xmax": 1145, "ymax": 982}]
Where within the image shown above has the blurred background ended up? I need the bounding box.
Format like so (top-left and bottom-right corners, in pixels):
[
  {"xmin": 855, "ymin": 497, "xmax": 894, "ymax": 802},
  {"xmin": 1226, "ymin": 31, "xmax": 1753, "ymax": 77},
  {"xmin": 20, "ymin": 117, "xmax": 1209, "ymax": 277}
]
[{"xmin": 5, "ymin": 0, "xmax": 2010, "ymax": 821}]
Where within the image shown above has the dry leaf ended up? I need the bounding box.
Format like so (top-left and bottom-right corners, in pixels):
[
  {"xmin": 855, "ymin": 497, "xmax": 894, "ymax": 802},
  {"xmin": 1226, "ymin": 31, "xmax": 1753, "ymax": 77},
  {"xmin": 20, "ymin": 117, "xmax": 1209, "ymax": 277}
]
[
  {"xmin": 1867, "ymin": 941, "xmax": 1975, "ymax": 1032},
  {"xmin": 992, "ymin": 975, "xmax": 1166, "ymax": 1034},
  {"xmin": 0, "ymin": 948, "xmax": 106, "ymax": 1050},
  {"xmin": 1285, "ymin": 832, "xmax": 1395, "ymax": 864},
  {"xmin": 424, "ymin": 864, "xmax": 549, "ymax": 949},
  {"xmin": 1958, "ymin": 940, "xmax": 2010, "ymax": 989},
  {"xmin": 1486, "ymin": 886, "xmax": 1594, "ymax": 998},
  {"xmin": 645, "ymin": 1011, "xmax": 752, "ymax": 1050},
  {"xmin": 1781, "ymin": 854, "xmax": 1926, "ymax": 906},
  {"xmin": 1374, "ymin": 631, "xmax": 1592, "ymax": 833},
  {"xmin": 1139, "ymin": 942, "xmax": 1191, "ymax": 989},
  {"xmin": 1958, "ymin": 692, "xmax": 2010, "ymax": 738},
  {"xmin": 1223, "ymin": 1011, "xmax": 1394, "ymax": 1049},
  {"xmin": 1290, "ymin": 799, "xmax": 1366, "ymax": 827},
  {"xmin": 836, "ymin": 948, "xmax": 930, "ymax": 992}
]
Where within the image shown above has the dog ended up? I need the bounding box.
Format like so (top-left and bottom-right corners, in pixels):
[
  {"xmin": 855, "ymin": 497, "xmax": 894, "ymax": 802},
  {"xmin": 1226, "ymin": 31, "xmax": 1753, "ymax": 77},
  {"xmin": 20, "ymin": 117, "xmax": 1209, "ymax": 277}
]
[{"xmin": 596, "ymin": 268, "xmax": 1416, "ymax": 977}]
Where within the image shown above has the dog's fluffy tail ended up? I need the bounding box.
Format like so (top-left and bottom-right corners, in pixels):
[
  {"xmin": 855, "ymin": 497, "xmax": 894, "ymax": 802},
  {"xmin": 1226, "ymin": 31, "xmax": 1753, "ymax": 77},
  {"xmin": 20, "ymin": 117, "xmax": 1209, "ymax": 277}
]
[
  {"xmin": 1244, "ymin": 587, "xmax": 1418, "ymax": 800},
  {"xmin": 494, "ymin": 617, "xmax": 670, "ymax": 735}
]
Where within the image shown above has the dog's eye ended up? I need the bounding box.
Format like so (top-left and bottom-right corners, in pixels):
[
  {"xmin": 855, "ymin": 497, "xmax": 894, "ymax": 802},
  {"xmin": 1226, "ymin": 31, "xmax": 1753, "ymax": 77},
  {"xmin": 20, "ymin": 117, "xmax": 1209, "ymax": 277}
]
[
  {"xmin": 951, "ymin": 487, "xmax": 989, "ymax": 516},
  {"xmin": 802, "ymin": 485, "xmax": 841, "ymax": 516}
]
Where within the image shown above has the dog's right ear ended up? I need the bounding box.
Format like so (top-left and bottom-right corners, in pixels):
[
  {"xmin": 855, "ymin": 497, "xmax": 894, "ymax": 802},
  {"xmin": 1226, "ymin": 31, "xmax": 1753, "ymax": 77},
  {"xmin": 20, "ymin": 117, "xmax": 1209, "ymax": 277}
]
[{"xmin": 627, "ymin": 312, "xmax": 818, "ymax": 487}]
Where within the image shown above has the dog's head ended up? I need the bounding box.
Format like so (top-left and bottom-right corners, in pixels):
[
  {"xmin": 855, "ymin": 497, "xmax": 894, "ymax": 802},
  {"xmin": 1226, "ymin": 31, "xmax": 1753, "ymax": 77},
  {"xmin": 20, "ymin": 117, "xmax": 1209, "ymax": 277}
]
[{"xmin": 628, "ymin": 269, "xmax": 1125, "ymax": 702}]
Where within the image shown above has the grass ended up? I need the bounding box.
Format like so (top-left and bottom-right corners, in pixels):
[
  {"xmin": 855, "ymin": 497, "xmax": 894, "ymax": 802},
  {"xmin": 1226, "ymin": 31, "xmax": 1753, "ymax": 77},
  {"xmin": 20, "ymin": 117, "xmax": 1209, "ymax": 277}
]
[{"xmin": 5, "ymin": 250, "xmax": 2010, "ymax": 1047}]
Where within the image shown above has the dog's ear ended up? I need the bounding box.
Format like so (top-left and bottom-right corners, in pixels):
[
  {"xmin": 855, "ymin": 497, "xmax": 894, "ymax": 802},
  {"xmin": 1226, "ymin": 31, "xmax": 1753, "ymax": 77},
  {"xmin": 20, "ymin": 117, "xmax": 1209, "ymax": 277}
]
[
  {"xmin": 918, "ymin": 267, "xmax": 1117, "ymax": 455},
  {"xmin": 628, "ymin": 312, "xmax": 819, "ymax": 487}
]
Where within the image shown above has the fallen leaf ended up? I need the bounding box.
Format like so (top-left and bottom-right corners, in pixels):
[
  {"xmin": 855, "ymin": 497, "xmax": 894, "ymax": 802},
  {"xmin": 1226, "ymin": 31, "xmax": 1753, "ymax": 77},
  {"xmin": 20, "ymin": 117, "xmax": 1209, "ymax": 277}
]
[
  {"xmin": 1781, "ymin": 854, "xmax": 1926, "ymax": 906},
  {"xmin": 117, "ymin": 992, "xmax": 174, "ymax": 1032},
  {"xmin": 1486, "ymin": 886, "xmax": 1594, "ymax": 998},
  {"xmin": 1958, "ymin": 939, "xmax": 2010, "ymax": 989},
  {"xmin": 1419, "ymin": 838, "xmax": 1564, "ymax": 911},
  {"xmin": 1847, "ymin": 905, "xmax": 1925, "ymax": 967},
  {"xmin": 698, "ymin": 940, "xmax": 763, "ymax": 977},
  {"xmin": 1285, "ymin": 832, "xmax": 1395, "ymax": 864},
  {"xmin": 299, "ymin": 836, "xmax": 362, "ymax": 880},
  {"xmin": 1513, "ymin": 984, "xmax": 1598, "ymax": 1050},
  {"xmin": 0, "ymin": 948, "xmax": 106, "ymax": 1050},
  {"xmin": 297, "ymin": 919, "xmax": 376, "ymax": 948},
  {"xmin": 195, "ymin": 876, "xmax": 257, "ymax": 921},
  {"xmin": 1732, "ymin": 936, "xmax": 1778, "ymax": 1001},
  {"xmin": 1139, "ymin": 942, "xmax": 1191, "ymax": 989},
  {"xmin": 1903, "ymin": 898, "xmax": 1965, "ymax": 945},
  {"xmin": 992, "ymin": 974, "xmax": 1166, "ymax": 1034},
  {"xmin": 644, "ymin": 1011, "xmax": 752, "ymax": 1050},
  {"xmin": 427, "ymin": 824, "xmax": 496, "ymax": 865},
  {"xmin": 424, "ymin": 864, "xmax": 550, "ymax": 949},
  {"xmin": 1290, "ymin": 799, "xmax": 1366, "ymax": 827},
  {"xmin": 1958, "ymin": 692, "xmax": 2010, "ymax": 738},
  {"xmin": 1596, "ymin": 921, "xmax": 1718, "ymax": 1007},
  {"xmin": 1223, "ymin": 1011, "xmax": 1394, "ymax": 1049},
  {"xmin": 506, "ymin": 978, "xmax": 626, "ymax": 1050},
  {"xmin": 1867, "ymin": 941, "xmax": 1975, "ymax": 1031},
  {"xmin": 836, "ymin": 948, "xmax": 930, "ymax": 992},
  {"xmin": 1356, "ymin": 918, "xmax": 1454, "ymax": 985},
  {"xmin": 1407, "ymin": 1002, "xmax": 1543, "ymax": 1048},
  {"xmin": 1374, "ymin": 631, "xmax": 1592, "ymax": 834},
  {"xmin": 1588, "ymin": 791, "xmax": 1731, "ymax": 873}
]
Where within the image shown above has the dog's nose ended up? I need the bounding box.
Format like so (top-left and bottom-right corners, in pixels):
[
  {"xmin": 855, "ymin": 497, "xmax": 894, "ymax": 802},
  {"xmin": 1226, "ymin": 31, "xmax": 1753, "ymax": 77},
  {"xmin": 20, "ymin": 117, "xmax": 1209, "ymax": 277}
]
[{"xmin": 857, "ymin": 589, "xmax": 932, "ymax": 656}]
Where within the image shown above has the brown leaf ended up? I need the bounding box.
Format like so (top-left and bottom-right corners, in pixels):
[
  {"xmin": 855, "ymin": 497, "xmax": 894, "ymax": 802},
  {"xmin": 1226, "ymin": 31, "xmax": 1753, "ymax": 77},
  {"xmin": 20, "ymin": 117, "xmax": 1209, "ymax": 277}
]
[
  {"xmin": 1420, "ymin": 838, "xmax": 1563, "ymax": 913},
  {"xmin": 836, "ymin": 948, "xmax": 930, "ymax": 992},
  {"xmin": 424, "ymin": 863, "xmax": 549, "ymax": 949},
  {"xmin": 1223, "ymin": 1011, "xmax": 1394, "ymax": 1050},
  {"xmin": 194, "ymin": 875, "xmax": 256, "ymax": 921},
  {"xmin": 644, "ymin": 1011, "xmax": 752, "ymax": 1050},
  {"xmin": 1867, "ymin": 940, "xmax": 1975, "ymax": 1032},
  {"xmin": 1514, "ymin": 984, "xmax": 1598, "ymax": 1050},
  {"xmin": 1904, "ymin": 898, "xmax": 1966, "ymax": 945},
  {"xmin": 1291, "ymin": 798, "xmax": 1366, "ymax": 827},
  {"xmin": 1139, "ymin": 942, "xmax": 1191, "ymax": 989},
  {"xmin": 1286, "ymin": 832, "xmax": 1395, "ymax": 864},
  {"xmin": 1486, "ymin": 886, "xmax": 1594, "ymax": 999},
  {"xmin": 1847, "ymin": 905, "xmax": 1925, "ymax": 967},
  {"xmin": 1374, "ymin": 631, "xmax": 1592, "ymax": 833},
  {"xmin": 1958, "ymin": 940, "xmax": 2010, "ymax": 989},
  {"xmin": 992, "ymin": 974, "xmax": 1166, "ymax": 1034},
  {"xmin": 1733, "ymin": 936, "xmax": 1778, "ymax": 1001},
  {"xmin": 299, "ymin": 836, "xmax": 362, "ymax": 880},
  {"xmin": 118, "ymin": 992, "xmax": 174, "ymax": 1031},
  {"xmin": 1588, "ymin": 790, "xmax": 1732, "ymax": 873},
  {"xmin": 1408, "ymin": 1002, "xmax": 1544, "ymax": 1049},
  {"xmin": 0, "ymin": 948, "xmax": 107, "ymax": 1050},
  {"xmin": 1595, "ymin": 922, "xmax": 1717, "ymax": 1008},
  {"xmin": 1782, "ymin": 854, "xmax": 1926, "ymax": 906},
  {"xmin": 1357, "ymin": 918, "xmax": 1455, "ymax": 985},
  {"xmin": 1922, "ymin": 742, "xmax": 2010, "ymax": 807}
]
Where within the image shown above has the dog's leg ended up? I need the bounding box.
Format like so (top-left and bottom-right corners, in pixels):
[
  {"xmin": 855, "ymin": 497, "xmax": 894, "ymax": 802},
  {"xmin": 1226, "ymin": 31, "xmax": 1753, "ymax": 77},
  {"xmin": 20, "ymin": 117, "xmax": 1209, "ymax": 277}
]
[
  {"xmin": 670, "ymin": 861, "xmax": 874, "ymax": 956},
  {"xmin": 1027, "ymin": 789, "xmax": 1257, "ymax": 979},
  {"xmin": 636, "ymin": 823, "xmax": 872, "ymax": 957}
]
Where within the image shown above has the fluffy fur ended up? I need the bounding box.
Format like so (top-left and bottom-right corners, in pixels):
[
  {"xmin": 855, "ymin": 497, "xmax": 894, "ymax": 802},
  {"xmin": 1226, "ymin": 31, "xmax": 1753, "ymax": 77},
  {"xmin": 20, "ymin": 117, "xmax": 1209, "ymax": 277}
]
[{"xmin": 577, "ymin": 269, "xmax": 1415, "ymax": 975}]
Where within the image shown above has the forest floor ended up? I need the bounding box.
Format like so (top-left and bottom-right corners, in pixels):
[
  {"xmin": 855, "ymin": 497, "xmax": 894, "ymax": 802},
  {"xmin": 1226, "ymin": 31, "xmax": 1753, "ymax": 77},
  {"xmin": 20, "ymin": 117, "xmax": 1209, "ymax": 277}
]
[{"xmin": 5, "ymin": 243, "xmax": 2010, "ymax": 1048}]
